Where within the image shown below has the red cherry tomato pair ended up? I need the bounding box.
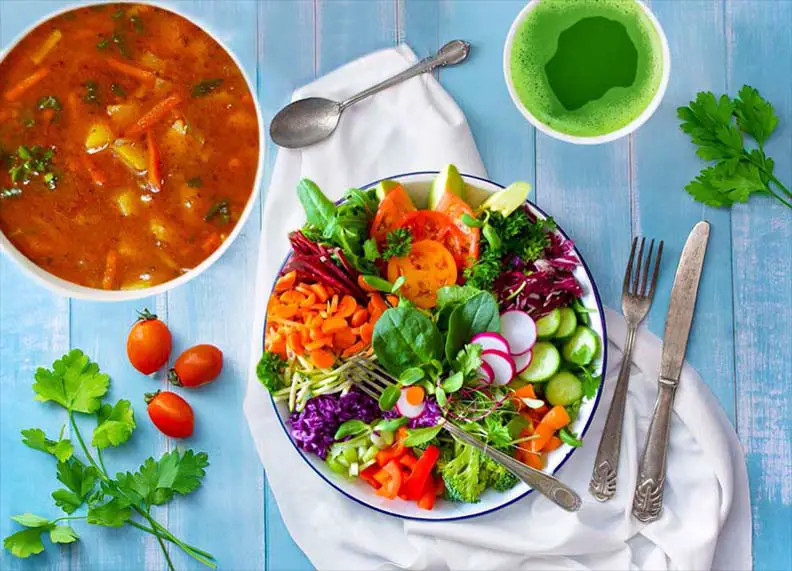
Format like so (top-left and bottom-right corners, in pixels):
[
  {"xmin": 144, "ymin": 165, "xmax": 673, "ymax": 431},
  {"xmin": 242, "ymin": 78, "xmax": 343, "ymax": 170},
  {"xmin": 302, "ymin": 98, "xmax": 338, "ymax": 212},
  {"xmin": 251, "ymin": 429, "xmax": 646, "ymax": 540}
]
[{"xmin": 126, "ymin": 309, "xmax": 224, "ymax": 438}]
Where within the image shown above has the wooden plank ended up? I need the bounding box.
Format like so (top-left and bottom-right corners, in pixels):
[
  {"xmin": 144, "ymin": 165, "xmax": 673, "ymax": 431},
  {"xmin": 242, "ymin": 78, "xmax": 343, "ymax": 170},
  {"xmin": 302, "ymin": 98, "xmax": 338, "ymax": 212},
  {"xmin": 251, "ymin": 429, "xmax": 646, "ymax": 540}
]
[
  {"xmin": 436, "ymin": 0, "xmax": 535, "ymax": 184},
  {"xmin": 154, "ymin": 2, "xmax": 265, "ymax": 570},
  {"xmin": 257, "ymin": 1, "xmax": 316, "ymax": 569},
  {"xmin": 633, "ymin": 0, "xmax": 736, "ymax": 421},
  {"xmin": 726, "ymin": 2, "xmax": 792, "ymax": 569}
]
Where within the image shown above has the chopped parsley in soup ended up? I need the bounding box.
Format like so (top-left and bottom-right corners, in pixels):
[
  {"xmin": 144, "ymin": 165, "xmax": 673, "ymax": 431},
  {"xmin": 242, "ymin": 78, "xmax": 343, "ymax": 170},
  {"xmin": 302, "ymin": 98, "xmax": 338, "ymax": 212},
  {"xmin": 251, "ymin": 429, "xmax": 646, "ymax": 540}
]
[{"xmin": 0, "ymin": 3, "xmax": 259, "ymax": 290}]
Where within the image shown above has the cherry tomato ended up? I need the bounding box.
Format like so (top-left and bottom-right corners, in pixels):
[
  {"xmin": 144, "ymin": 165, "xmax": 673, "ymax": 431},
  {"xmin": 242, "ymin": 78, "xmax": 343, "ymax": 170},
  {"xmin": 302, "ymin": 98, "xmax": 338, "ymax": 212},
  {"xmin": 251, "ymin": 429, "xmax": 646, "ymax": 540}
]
[
  {"xmin": 127, "ymin": 309, "xmax": 172, "ymax": 375},
  {"xmin": 395, "ymin": 210, "xmax": 468, "ymax": 272},
  {"xmin": 435, "ymin": 191, "xmax": 480, "ymax": 268},
  {"xmin": 370, "ymin": 184, "xmax": 416, "ymax": 243},
  {"xmin": 387, "ymin": 240, "xmax": 457, "ymax": 308},
  {"xmin": 145, "ymin": 391, "xmax": 194, "ymax": 438},
  {"xmin": 168, "ymin": 344, "xmax": 223, "ymax": 388}
]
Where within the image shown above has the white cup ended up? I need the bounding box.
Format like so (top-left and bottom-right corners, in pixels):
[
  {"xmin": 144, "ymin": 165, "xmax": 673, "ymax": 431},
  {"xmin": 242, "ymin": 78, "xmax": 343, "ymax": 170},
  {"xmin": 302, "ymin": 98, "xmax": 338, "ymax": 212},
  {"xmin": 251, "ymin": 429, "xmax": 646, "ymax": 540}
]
[{"xmin": 503, "ymin": 0, "xmax": 670, "ymax": 145}]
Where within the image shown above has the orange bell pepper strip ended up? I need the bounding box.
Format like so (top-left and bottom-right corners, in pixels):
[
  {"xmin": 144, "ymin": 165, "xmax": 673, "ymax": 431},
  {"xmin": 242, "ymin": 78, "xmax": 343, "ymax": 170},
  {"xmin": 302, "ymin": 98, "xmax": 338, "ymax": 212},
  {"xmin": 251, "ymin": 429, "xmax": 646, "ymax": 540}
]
[
  {"xmin": 399, "ymin": 452, "xmax": 418, "ymax": 469},
  {"xmin": 544, "ymin": 436, "xmax": 563, "ymax": 452},
  {"xmin": 375, "ymin": 427, "xmax": 408, "ymax": 466},
  {"xmin": 374, "ymin": 460, "xmax": 403, "ymax": 499},
  {"xmin": 401, "ymin": 444, "xmax": 440, "ymax": 501},
  {"xmin": 530, "ymin": 405, "xmax": 570, "ymax": 453}
]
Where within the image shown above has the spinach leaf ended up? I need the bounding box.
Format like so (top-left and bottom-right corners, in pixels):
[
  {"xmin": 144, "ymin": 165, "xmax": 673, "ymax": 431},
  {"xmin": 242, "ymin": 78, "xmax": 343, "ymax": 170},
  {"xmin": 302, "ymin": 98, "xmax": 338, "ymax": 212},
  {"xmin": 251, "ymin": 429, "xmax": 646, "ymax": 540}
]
[
  {"xmin": 436, "ymin": 285, "xmax": 480, "ymax": 309},
  {"xmin": 297, "ymin": 178, "xmax": 336, "ymax": 230},
  {"xmin": 445, "ymin": 291, "xmax": 500, "ymax": 362},
  {"xmin": 372, "ymin": 306, "xmax": 443, "ymax": 377}
]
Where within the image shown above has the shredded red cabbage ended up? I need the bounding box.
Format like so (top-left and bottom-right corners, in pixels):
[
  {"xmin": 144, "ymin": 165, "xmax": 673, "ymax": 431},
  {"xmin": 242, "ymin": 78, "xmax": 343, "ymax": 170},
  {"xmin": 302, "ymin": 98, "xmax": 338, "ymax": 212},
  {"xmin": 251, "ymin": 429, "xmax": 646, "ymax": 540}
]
[
  {"xmin": 494, "ymin": 232, "xmax": 583, "ymax": 318},
  {"xmin": 287, "ymin": 389, "xmax": 380, "ymax": 459},
  {"xmin": 283, "ymin": 231, "xmax": 367, "ymax": 301}
]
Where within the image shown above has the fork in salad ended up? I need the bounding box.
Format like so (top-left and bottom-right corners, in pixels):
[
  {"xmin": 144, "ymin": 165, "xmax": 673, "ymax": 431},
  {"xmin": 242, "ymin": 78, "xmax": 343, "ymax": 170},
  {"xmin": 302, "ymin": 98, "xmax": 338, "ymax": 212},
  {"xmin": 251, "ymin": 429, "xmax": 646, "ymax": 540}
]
[{"xmin": 348, "ymin": 357, "xmax": 582, "ymax": 511}]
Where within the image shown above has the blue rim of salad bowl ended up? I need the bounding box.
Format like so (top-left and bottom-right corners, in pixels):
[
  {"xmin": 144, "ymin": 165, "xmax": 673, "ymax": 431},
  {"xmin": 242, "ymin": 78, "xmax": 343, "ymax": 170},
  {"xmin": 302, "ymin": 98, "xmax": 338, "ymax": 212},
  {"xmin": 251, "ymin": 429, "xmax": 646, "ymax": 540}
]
[{"xmin": 264, "ymin": 171, "xmax": 607, "ymax": 522}]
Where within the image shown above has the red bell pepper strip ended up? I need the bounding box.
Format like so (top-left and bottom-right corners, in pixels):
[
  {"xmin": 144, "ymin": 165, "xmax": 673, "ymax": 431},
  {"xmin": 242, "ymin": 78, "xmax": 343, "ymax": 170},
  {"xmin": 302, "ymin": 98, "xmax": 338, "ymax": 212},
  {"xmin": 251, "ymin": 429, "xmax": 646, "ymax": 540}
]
[
  {"xmin": 360, "ymin": 464, "xmax": 381, "ymax": 489},
  {"xmin": 375, "ymin": 460, "xmax": 402, "ymax": 499},
  {"xmin": 417, "ymin": 477, "xmax": 437, "ymax": 511},
  {"xmin": 402, "ymin": 444, "xmax": 440, "ymax": 501},
  {"xmin": 375, "ymin": 427, "xmax": 409, "ymax": 466}
]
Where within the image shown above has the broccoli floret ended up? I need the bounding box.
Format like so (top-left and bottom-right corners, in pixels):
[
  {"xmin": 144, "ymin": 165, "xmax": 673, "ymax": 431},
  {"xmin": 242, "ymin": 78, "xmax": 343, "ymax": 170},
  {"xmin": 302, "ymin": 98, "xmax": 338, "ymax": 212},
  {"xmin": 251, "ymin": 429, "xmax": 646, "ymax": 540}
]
[
  {"xmin": 481, "ymin": 456, "xmax": 520, "ymax": 492},
  {"xmin": 440, "ymin": 442, "xmax": 487, "ymax": 503}
]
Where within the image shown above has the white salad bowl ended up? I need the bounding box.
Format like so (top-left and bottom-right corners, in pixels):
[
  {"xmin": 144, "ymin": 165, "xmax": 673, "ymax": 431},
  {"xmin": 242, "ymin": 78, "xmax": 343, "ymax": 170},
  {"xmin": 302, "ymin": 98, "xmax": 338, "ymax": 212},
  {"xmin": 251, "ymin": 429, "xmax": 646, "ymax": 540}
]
[{"xmin": 266, "ymin": 171, "xmax": 607, "ymax": 521}]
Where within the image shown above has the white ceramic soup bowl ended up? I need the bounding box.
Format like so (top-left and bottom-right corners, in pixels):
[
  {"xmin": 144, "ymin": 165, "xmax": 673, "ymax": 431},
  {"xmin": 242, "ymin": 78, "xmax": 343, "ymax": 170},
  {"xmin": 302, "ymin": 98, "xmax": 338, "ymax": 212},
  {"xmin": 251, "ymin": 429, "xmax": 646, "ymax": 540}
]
[
  {"xmin": 266, "ymin": 171, "xmax": 607, "ymax": 521},
  {"xmin": 503, "ymin": 0, "xmax": 671, "ymax": 145},
  {"xmin": 0, "ymin": 1, "xmax": 265, "ymax": 301}
]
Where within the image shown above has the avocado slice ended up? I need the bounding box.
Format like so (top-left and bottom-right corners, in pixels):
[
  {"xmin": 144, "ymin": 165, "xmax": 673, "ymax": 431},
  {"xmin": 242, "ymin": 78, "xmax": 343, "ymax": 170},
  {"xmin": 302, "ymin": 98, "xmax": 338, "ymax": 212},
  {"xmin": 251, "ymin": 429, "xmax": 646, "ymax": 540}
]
[
  {"xmin": 428, "ymin": 164, "xmax": 465, "ymax": 209},
  {"xmin": 374, "ymin": 179, "xmax": 401, "ymax": 201},
  {"xmin": 480, "ymin": 181, "xmax": 531, "ymax": 217}
]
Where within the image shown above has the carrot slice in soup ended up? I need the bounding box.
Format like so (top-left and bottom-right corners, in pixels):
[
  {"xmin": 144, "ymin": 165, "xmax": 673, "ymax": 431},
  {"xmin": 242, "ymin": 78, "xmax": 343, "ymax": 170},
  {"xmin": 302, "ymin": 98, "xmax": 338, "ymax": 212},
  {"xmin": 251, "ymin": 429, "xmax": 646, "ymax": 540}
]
[{"xmin": 125, "ymin": 94, "xmax": 182, "ymax": 137}]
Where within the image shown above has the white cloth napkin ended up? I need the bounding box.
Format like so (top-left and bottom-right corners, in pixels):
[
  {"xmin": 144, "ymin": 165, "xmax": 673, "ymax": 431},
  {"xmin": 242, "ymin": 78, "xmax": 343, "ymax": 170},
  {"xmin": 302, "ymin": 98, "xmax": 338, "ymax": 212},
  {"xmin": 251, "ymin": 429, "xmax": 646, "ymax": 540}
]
[{"xmin": 244, "ymin": 46, "xmax": 751, "ymax": 571}]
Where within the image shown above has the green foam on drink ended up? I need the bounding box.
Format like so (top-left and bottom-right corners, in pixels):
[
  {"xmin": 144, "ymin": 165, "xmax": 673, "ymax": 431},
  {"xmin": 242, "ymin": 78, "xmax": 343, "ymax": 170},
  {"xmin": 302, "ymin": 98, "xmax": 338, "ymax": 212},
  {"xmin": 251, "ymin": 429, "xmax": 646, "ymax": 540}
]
[{"xmin": 509, "ymin": 0, "xmax": 664, "ymax": 138}]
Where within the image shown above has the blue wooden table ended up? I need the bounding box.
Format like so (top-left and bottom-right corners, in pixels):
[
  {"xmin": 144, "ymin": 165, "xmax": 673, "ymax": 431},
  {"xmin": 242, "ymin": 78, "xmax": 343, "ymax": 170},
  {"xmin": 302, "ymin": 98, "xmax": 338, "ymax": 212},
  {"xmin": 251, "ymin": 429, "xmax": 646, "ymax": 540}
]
[{"xmin": 1, "ymin": 1, "xmax": 790, "ymax": 569}]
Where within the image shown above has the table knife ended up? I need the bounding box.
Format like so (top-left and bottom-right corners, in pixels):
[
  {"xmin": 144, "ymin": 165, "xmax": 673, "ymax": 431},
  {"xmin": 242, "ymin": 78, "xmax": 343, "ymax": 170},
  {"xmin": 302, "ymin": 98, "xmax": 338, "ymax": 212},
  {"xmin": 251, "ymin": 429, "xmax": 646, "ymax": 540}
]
[{"xmin": 632, "ymin": 221, "xmax": 710, "ymax": 522}]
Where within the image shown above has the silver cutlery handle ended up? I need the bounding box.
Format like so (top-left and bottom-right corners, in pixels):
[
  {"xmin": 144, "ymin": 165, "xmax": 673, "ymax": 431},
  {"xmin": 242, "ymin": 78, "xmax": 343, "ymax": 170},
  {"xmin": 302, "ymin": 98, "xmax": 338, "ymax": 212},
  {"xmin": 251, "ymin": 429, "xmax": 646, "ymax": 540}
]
[
  {"xmin": 340, "ymin": 40, "xmax": 470, "ymax": 110},
  {"xmin": 589, "ymin": 325, "xmax": 637, "ymax": 501},
  {"xmin": 442, "ymin": 421, "xmax": 581, "ymax": 512},
  {"xmin": 632, "ymin": 378, "xmax": 677, "ymax": 522}
]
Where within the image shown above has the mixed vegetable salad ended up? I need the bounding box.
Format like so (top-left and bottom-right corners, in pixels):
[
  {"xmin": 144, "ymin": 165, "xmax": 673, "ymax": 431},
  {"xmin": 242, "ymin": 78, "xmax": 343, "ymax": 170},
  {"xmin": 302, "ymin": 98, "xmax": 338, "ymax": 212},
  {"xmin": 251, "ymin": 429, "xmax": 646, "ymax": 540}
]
[{"xmin": 257, "ymin": 166, "xmax": 602, "ymax": 510}]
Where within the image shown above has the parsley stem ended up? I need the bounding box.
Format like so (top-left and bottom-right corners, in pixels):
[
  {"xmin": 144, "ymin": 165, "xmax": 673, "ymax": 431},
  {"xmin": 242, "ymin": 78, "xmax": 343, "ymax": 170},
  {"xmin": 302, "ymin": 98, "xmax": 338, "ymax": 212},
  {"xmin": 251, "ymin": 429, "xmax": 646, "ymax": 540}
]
[
  {"xmin": 96, "ymin": 447, "xmax": 108, "ymax": 474},
  {"xmin": 149, "ymin": 517, "xmax": 176, "ymax": 571},
  {"xmin": 139, "ymin": 513, "xmax": 216, "ymax": 568},
  {"xmin": 51, "ymin": 515, "xmax": 87, "ymax": 524},
  {"xmin": 68, "ymin": 412, "xmax": 107, "ymax": 480}
]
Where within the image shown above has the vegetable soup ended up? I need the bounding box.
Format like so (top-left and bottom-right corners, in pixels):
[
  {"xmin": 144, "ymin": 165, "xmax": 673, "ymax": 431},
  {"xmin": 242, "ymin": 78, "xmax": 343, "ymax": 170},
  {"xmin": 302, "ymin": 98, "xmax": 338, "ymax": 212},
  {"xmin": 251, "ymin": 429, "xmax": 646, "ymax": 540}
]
[{"xmin": 0, "ymin": 3, "xmax": 259, "ymax": 290}]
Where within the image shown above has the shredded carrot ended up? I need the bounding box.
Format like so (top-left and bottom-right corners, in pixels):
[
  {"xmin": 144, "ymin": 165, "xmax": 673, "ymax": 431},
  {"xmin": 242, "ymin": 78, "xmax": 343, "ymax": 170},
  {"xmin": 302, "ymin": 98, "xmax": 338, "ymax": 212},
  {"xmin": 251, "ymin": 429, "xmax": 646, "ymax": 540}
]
[
  {"xmin": 329, "ymin": 295, "xmax": 339, "ymax": 314},
  {"xmin": 280, "ymin": 290, "xmax": 305, "ymax": 305},
  {"xmin": 309, "ymin": 283, "xmax": 329, "ymax": 302},
  {"xmin": 304, "ymin": 336, "xmax": 332, "ymax": 352},
  {"xmin": 125, "ymin": 94, "xmax": 182, "ymax": 137},
  {"xmin": 101, "ymin": 250, "xmax": 119, "ymax": 290},
  {"xmin": 201, "ymin": 232, "xmax": 221, "ymax": 254},
  {"xmin": 350, "ymin": 308, "xmax": 369, "ymax": 327},
  {"xmin": 342, "ymin": 340, "xmax": 366, "ymax": 358},
  {"xmin": 300, "ymin": 292, "xmax": 317, "ymax": 307},
  {"xmin": 4, "ymin": 67, "xmax": 50, "ymax": 102},
  {"xmin": 146, "ymin": 130, "xmax": 162, "ymax": 191},
  {"xmin": 358, "ymin": 274, "xmax": 378, "ymax": 292},
  {"xmin": 81, "ymin": 155, "xmax": 106, "ymax": 187},
  {"xmin": 360, "ymin": 322, "xmax": 374, "ymax": 344},
  {"xmin": 275, "ymin": 271, "xmax": 297, "ymax": 292},
  {"xmin": 321, "ymin": 318, "xmax": 347, "ymax": 334},
  {"xmin": 335, "ymin": 295, "xmax": 357, "ymax": 319},
  {"xmin": 286, "ymin": 330, "xmax": 305, "ymax": 356},
  {"xmin": 270, "ymin": 304, "xmax": 298, "ymax": 320},
  {"xmin": 333, "ymin": 328, "xmax": 357, "ymax": 351},
  {"xmin": 106, "ymin": 57, "xmax": 156, "ymax": 84},
  {"xmin": 310, "ymin": 349, "xmax": 335, "ymax": 369}
]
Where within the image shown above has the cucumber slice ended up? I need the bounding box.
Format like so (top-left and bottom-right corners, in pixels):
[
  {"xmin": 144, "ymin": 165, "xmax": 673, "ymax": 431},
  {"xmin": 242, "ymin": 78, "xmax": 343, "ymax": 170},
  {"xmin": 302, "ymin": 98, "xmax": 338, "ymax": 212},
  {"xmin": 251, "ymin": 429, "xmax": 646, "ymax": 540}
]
[
  {"xmin": 518, "ymin": 341, "xmax": 560, "ymax": 383},
  {"xmin": 545, "ymin": 372, "xmax": 584, "ymax": 406},
  {"xmin": 561, "ymin": 326, "xmax": 600, "ymax": 366},
  {"xmin": 535, "ymin": 308, "xmax": 561, "ymax": 339},
  {"xmin": 554, "ymin": 307, "xmax": 578, "ymax": 339}
]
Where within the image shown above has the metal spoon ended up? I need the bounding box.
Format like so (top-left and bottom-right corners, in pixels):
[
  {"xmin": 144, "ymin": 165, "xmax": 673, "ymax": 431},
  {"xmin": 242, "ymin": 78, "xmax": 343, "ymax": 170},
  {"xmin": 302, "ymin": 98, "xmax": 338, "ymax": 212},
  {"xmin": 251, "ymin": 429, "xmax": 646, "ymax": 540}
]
[{"xmin": 269, "ymin": 40, "xmax": 471, "ymax": 149}]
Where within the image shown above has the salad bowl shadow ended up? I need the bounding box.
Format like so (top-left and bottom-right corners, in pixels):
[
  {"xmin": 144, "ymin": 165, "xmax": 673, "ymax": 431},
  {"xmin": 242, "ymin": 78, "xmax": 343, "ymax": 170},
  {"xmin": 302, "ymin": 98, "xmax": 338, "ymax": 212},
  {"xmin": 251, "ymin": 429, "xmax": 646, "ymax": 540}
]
[{"xmin": 264, "ymin": 171, "xmax": 607, "ymax": 521}]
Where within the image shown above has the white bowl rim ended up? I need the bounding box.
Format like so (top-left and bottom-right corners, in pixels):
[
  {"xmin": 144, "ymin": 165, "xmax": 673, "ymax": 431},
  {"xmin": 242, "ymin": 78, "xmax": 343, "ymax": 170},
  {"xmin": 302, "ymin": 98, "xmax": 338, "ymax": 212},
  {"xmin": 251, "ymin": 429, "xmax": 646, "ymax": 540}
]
[
  {"xmin": 264, "ymin": 171, "xmax": 608, "ymax": 521},
  {"xmin": 502, "ymin": 0, "xmax": 671, "ymax": 145},
  {"xmin": 0, "ymin": 0, "xmax": 265, "ymax": 301}
]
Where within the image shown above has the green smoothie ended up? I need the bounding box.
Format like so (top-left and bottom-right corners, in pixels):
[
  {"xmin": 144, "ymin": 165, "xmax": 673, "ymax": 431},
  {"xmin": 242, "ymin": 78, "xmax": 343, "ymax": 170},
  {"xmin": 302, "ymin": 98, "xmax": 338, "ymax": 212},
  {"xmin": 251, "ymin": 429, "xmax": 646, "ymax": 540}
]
[{"xmin": 509, "ymin": 0, "xmax": 664, "ymax": 138}]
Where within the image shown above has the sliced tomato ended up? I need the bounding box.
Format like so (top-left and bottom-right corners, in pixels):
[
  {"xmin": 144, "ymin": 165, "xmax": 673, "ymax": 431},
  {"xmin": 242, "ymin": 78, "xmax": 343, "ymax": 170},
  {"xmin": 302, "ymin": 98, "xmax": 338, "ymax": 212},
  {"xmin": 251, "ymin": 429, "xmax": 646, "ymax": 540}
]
[
  {"xmin": 387, "ymin": 239, "xmax": 457, "ymax": 309},
  {"xmin": 395, "ymin": 210, "xmax": 469, "ymax": 272},
  {"xmin": 370, "ymin": 184, "xmax": 416, "ymax": 243},
  {"xmin": 435, "ymin": 191, "xmax": 480, "ymax": 267}
]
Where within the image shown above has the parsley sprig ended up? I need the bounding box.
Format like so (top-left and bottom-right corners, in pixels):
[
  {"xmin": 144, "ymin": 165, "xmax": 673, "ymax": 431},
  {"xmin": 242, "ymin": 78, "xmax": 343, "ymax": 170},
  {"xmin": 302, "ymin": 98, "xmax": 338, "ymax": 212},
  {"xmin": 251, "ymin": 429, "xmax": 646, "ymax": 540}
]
[
  {"xmin": 678, "ymin": 85, "xmax": 791, "ymax": 209},
  {"xmin": 3, "ymin": 350, "xmax": 215, "ymax": 569},
  {"xmin": 381, "ymin": 227, "xmax": 413, "ymax": 260}
]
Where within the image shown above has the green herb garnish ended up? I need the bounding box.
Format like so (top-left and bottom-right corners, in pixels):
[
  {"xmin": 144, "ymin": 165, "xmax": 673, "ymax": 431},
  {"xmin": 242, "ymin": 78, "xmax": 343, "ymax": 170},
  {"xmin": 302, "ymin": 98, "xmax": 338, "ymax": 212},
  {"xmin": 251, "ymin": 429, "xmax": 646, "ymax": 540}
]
[
  {"xmin": 2, "ymin": 350, "xmax": 215, "ymax": 569},
  {"xmin": 23, "ymin": 118, "xmax": 36, "ymax": 128},
  {"xmin": 110, "ymin": 83, "xmax": 126, "ymax": 97},
  {"xmin": 7, "ymin": 145, "xmax": 57, "ymax": 190},
  {"xmin": 37, "ymin": 95, "xmax": 62, "ymax": 111},
  {"xmin": 82, "ymin": 81, "xmax": 100, "ymax": 105},
  {"xmin": 96, "ymin": 37, "xmax": 109, "ymax": 51},
  {"xmin": 679, "ymin": 85, "xmax": 791, "ymax": 209},
  {"xmin": 186, "ymin": 176, "xmax": 203, "ymax": 188},
  {"xmin": 129, "ymin": 15, "xmax": 144, "ymax": 33},
  {"xmin": 381, "ymin": 227, "xmax": 412, "ymax": 260},
  {"xmin": 191, "ymin": 79, "xmax": 223, "ymax": 98},
  {"xmin": 204, "ymin": 200, "xmax": 231, "ymax": 224}
]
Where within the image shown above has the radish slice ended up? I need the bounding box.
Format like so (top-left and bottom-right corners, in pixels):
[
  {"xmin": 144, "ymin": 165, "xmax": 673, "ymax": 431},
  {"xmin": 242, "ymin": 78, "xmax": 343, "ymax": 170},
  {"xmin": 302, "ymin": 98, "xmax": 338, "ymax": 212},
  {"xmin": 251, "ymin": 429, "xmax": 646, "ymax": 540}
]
[
  {"xmin": 500, "ymin": 310, "xmax": 537, "ymax": 355},
  {"xmin": 481, "ymin": 349, "xmax": 516, "ymax": 386},
  {"xmin": 471, "ymin": 332, "xmax": 511, "ymax": 355},
  {"xmin": 513, "ymin": 350, "xmax": 533, "ymax": 374},
  {"xmin": 476, "ymin": 361, "xmax": 495, "ymax": 384}
]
